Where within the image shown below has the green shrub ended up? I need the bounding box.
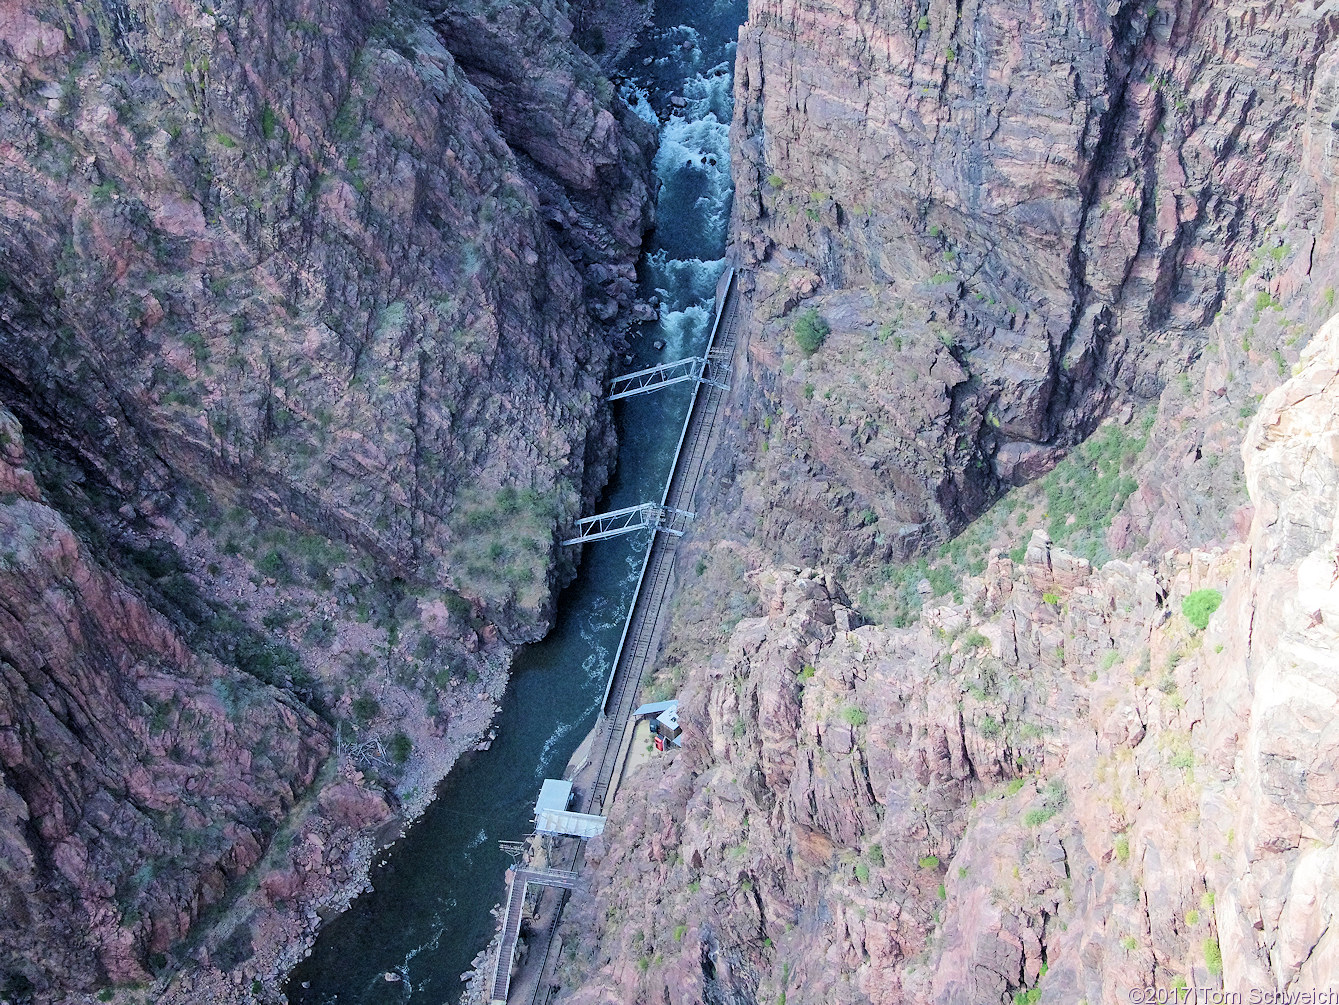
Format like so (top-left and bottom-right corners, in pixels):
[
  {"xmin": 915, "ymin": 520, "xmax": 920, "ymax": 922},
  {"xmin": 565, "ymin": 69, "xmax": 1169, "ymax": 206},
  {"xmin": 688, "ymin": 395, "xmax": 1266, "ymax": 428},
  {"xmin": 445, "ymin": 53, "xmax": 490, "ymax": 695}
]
[
  {"xmin": 918, "ymin": 855, "xmax": 940, "ymax": 870},
  {"xmin": 1121, "ymin": 936, "xmax": 1138, "ymax": 951},
  {"xmin": 1023, "ymin": 807, "xmax": 1057, "ymax": 828},
  {"xmin": 352, "ymin": 693, "xmax": 380, "ymax": 724},
  {"xmin": 388, "ymin": 731, "xmax": 412, "ymax": 763},
  {"xmin": 1114, "ymin": 832, "xmax": 1130, "ymax": 863},
  {"xmin": 962, "ymin": 630, "xmax": 989, "ymax": 651},
  {"xmin": 1203, "ymin": 936, "xmax": 1223, "ymax": 977},
  {"xmin": 767, "ymin": 173, "xmax": 784, "ymax": 187},
  {"xmin": 842, "ymin": 706, "xmax": 868, "ymax": 727},
  {"xmin": 867, "ymin": 843, "xmax": 884, "ymax": 866},
  {"xmin": 1185, "ymin": 909, "xmax": 1200, "ymax": 926},
  {"xmin": 1014, "ymin": 990, "xmax": 1041, "ymax": 1005},
  {"xmin": 1182, "ymin": 588, "xmax": 1223, "ymax": 630},
  {"xmin": 793, "ymin": 308, "xmax": 830, "ymax": 354},
  {"xmin": 854, "ymin": 863, "xmax": 870, "ymax": 883}
]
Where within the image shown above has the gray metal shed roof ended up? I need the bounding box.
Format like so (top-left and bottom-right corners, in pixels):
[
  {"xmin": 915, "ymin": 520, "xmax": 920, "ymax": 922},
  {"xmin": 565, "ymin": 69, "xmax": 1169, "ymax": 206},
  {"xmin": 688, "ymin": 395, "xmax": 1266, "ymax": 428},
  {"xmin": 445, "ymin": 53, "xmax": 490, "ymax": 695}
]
[
  {"xmin": 632, "ymin": 699, "xmax": 678, "ymax": 717},
  {"xmin": 534, "ymin": 778, "xmax": 573, "ymax": 816}
]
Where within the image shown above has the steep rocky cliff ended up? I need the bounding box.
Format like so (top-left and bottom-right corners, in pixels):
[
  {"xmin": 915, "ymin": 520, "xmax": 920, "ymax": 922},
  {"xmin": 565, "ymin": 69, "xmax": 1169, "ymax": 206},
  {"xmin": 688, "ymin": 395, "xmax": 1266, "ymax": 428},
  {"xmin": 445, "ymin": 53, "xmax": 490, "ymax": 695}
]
[
  {"xmin": 0, "ymin": 0, "xmax": 655, "ymax": 997},
  {"xmin": 555, "ymin": 313, "xmax": 1339, "ymax": 1004},
  {"xmin": 729, "ymin": 0, "xmax": 1339, "ymax": 551},
  {"xmin": 0, "ymin": 405, "xmax": 342, "ymax": 994}
]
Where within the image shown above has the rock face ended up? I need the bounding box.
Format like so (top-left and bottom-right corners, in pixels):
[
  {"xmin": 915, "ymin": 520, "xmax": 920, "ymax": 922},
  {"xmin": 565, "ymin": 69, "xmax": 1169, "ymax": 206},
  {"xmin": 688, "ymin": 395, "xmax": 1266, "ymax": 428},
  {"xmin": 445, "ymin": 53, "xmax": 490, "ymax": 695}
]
[
  {"xmin": 729, "ymin": 0, "xmax": 1339, "ymax": 544},
  {"xmin": 0, "ymin": 406, "xmax": 332, "ymax": 993},
  {"xmin": 0, "ymin": 0, "xmax": 654, "ymax": 631},
  {"xmin": 0, "ymin": 0, "xmax": 656, "ymax": 997},
  {"xmin": 555, "ymin": 316, "xmax": 1339, "ymax": 1003}
]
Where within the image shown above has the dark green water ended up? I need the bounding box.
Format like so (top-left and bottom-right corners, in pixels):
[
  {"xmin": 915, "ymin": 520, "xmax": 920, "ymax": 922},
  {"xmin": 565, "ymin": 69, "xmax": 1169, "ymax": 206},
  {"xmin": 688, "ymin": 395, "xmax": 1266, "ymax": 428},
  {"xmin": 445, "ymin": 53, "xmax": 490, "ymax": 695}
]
[{"xmin": 286, "ymin": 1, "xmax": 743, "ymax": 1001}]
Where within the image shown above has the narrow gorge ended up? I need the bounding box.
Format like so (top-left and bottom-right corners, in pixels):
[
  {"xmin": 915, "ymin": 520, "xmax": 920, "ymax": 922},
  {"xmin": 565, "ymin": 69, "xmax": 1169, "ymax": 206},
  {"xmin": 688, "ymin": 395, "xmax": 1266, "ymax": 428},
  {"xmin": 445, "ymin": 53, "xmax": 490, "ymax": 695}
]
[{"xmin": 1, "ymin": 0, "xmax": 1337, "ymax": 1004}]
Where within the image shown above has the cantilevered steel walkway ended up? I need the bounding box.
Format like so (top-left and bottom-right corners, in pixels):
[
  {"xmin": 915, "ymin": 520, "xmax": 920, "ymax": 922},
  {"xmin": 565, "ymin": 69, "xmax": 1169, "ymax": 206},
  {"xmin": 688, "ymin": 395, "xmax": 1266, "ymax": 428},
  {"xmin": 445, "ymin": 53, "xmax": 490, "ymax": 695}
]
[{"xmin": 489, "ymin": 868, "xmax": 580, "ymax": 1005}]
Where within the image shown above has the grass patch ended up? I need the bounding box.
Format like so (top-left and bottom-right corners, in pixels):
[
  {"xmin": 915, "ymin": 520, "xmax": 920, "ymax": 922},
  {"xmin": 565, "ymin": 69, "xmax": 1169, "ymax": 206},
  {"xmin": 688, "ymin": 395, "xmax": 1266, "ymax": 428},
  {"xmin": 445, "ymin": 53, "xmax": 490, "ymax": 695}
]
[
  {"xmin": 1034, "ymin": 414, "xmax": 1153, "ymax": 564},
  {"xmin": 1182, "ymin": 588, "xmax": 1223, "ymax": 630},
  {"xmin": 1114, "ymin": 832, "xmax": 1130, "ymax": 863},
  {"xmin": 1023, "ymin": 807, "xmax": 1057, "ymax": 828},
  {"xmin": 1203, "ymin": 937, "xmax": 1223, "ymax": 977}
]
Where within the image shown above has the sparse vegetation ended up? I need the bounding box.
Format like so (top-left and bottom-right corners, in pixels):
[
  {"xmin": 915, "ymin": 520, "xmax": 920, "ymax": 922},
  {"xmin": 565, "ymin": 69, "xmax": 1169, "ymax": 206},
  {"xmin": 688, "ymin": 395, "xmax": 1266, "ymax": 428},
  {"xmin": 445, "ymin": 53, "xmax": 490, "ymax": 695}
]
[
  {"xmin": 1023, "ymin": 807, "xmax": 1057, "ymax": 827},
  {"xmin": 1035, "ymin": 414, "xmax": 1153, "ymax": 564},
  {"xmin": 1114, "ymin": 832, "xmax": 1130, "ymax": 863},
  {"xmin": 1203, "ymin": 936, "xmax": 1223, "ymax": 977},
  {"xmin": 793, "ymin": 308, "xmax": 831, "ymax": 354},
  {"xmin": 842, "ymin": 706, "xmax": 868, "ymax": 727},
  {"xmin": 1182, "ymin": 588, "xmax": 1223, "ymax": 630}
]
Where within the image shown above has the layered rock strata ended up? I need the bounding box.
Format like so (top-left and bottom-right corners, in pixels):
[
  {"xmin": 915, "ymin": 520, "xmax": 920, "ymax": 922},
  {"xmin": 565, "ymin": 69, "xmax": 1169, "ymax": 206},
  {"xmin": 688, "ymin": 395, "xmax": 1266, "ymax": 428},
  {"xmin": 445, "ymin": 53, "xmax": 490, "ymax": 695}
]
[
  {"xmin": 0, "ymin": 405, "xmax": 346, "ymax": 992},
  {"xmin": 0, "ymin": 0, "xmax": 656, "ymax": 996},
  {"xmin": 730, "ymin": 0, "xmax": 1339, "ymax": 548},
  {"xmin": 555, "ymin": 317, "xmax": 1339, "ymax": 1003}
]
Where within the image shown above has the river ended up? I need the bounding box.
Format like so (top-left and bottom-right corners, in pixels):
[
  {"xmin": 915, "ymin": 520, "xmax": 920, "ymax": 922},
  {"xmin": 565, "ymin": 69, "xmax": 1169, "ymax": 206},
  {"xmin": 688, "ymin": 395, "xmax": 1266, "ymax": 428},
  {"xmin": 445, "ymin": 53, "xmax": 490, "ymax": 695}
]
[{"xmin": 286, "ymin": 0, "xmax": 743, "ymax": 1000}]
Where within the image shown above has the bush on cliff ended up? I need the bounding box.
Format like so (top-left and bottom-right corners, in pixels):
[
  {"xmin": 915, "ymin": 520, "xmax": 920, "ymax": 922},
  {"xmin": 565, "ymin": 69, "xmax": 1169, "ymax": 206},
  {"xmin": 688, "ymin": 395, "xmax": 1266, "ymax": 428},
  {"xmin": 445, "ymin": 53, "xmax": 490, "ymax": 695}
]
[
  {"xmin": 1182, "ymin": 588, "xmax": 1223, "ymax": 630},
  {"xmin": 793, "ymin": 308, "xmax": 830, "ymax": 354}
]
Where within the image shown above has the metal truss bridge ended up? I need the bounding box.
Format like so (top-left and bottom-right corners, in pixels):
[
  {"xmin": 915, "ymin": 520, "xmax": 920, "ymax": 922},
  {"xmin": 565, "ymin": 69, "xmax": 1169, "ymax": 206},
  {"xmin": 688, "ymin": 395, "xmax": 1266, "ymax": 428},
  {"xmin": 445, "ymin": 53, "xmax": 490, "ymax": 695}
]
[
  {"xmin": 560, "ymin": 502, "xmax": 694, "ymax": 546},
  {"xmin": 606, "ymin": 347, "xmax": 732, "ymax": 400}
]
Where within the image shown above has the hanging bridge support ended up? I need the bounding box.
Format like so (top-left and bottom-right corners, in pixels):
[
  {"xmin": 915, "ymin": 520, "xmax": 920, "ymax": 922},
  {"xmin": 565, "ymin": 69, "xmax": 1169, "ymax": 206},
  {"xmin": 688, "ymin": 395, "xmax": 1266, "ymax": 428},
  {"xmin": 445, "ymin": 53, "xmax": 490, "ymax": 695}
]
[
  {"xmin": 560, "ymin": 503, "xmax": 694, "ymax": 546},
  {"xmin": 607, "ymin": 354, "xmax": 730, "ymax": 401}
]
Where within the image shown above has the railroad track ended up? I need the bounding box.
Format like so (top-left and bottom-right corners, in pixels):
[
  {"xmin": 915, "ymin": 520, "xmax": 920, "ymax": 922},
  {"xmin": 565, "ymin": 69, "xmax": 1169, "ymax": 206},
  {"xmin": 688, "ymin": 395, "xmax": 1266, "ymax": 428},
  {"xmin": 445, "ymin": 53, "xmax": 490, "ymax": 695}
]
[{"xmin": 511, "ymin": 274, "xmax": 742, "ymax": 1005}]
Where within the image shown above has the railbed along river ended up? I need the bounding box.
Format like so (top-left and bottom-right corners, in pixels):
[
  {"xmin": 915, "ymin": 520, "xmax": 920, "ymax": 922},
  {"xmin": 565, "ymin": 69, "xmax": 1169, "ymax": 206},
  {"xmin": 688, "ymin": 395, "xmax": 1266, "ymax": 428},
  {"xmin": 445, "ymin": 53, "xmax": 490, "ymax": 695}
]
[{"xmin": 288, "ymin": 0, "xmax": 744, "ymax": 999}]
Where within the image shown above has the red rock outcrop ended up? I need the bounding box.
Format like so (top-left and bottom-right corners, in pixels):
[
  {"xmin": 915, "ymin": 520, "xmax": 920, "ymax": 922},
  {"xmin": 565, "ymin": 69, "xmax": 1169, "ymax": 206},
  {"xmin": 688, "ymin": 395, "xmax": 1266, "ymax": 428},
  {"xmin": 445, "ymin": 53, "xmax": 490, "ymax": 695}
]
[
  {"xmin": 555, "ymin": 315, "xmax": 1339, "ymax": 1004},
  {"xmin": 0, "ymin": 0, "xmax": 656, "ymax": 996},
  {"xmin": 729, "ymin": 0, "xmax": 1339, "ymax": 546},
  {"xmin": 0, "ymin": 406, "xmax": 337, "ymax": 996}
]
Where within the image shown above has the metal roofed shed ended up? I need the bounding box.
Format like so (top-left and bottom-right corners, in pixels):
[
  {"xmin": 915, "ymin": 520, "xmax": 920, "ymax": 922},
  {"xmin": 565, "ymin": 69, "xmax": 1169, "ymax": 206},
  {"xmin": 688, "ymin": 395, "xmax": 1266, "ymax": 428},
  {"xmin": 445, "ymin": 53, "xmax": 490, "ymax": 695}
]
[
  {"xmin": 648, "ymin": 703, "xmax": 682, "ymax": 750},
  {"xmin": 534, "ymin": 778, "xmax": 573, "ymax": 817},
  {"xmin": 632, "ymin": 699, "xmax": 677, "ymax": 717},
  {"xmin": 532, "ymin": 778, "xmax": 606, "ymax": 838},
  {"xmin": 535, "ymin": 808, "xmax": 606, "ymax": 838}
]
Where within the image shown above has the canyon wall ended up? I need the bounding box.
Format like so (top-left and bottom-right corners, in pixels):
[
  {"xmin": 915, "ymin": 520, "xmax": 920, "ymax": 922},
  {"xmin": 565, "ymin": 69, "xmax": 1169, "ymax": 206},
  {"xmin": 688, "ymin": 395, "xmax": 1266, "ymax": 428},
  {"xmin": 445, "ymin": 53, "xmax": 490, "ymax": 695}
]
[
  {"xmin": 556, "ymin": 313, "xmax": 1339, "ymax": 1004},
  {"xmin": 0, "ymin": 0, "xmax": 654, "ymax": 997},
  {"xmin": 730, "ymin": 0, "xmax": 1339, "ymax": 552},
  {"xmin": 551, "ymin": 3, "xmax": 1339, "ymax": 1002}
]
